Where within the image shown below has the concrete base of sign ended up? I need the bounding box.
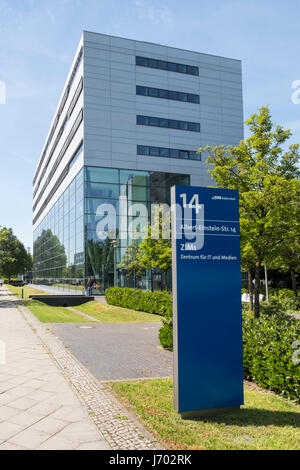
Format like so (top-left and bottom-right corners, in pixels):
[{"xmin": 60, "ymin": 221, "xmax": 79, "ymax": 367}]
[{"xmin": 180, "ymin": 406, "xmax": 240, "ymax": 419}]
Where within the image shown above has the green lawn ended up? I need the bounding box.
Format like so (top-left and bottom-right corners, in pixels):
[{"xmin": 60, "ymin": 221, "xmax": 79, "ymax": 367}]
[
  {"xmin": 23, "ymin": 299, "xmax": 94, "ymax": 323},
  {"xmin": 75, "ymin": 300, "xmax": 162, "ymax": 323},
  {"xmin": 6, "ymin": 285, "xmax": 160, "ymax": 323},
  {"xmin": 109, "ymin": 378, "xmax": 300, "ymax": 450},
  {"xmin": 6, "ymin": 284, "xmax": 48, "ymax": 298}
]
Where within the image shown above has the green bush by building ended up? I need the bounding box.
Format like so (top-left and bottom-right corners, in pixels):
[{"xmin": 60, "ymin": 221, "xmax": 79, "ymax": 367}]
[
  {"xmin": 105, "ymin": 287, "xmax": 172, "ymax": 316},
  {"xmin": 106, "ymin": 287, "xmax": 300, "ymax": 402}
]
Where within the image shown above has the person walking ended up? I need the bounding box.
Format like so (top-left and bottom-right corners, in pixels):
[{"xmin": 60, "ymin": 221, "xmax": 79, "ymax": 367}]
[
  {"xmin": 0, "ymin": 279, "xmax": 3, "ymax": 288},
  {"xmin": 87, "ymin": 277, "xmax": 94, "ymax": 296}
]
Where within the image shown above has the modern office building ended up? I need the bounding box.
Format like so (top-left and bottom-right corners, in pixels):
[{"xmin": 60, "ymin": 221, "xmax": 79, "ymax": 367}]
[{"xmin": 33, "ymin": 31, "xmax": 244, "ymax": 294}]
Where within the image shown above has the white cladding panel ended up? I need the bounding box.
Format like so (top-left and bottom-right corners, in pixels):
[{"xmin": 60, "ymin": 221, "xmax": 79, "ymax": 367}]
[
  {"xmin": 83, "ymin": 31, "xmax": 243, "ymax": 184},
  {"xmin": 33, "ymin": 31, "xmax": 244, "ymax": 229}
]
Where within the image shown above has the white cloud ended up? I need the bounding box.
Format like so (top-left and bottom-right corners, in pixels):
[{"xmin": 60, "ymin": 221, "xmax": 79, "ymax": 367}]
[{"xmin": 135, "ymin": 1, "xmax": 174, "ymax": 26}]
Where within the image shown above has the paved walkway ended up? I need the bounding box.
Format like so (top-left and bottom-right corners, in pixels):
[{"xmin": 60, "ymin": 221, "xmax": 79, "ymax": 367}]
[
  {"xmin": 0, "ymin": 287, "xmax": 109, "ymax": 450},
  {"xmin": 0, "ymin": 287, "xmax": 162, "ymax": 450},
  {"xmin": 51, "ymin": 322, "xmax": 173, "ymax": 381}
]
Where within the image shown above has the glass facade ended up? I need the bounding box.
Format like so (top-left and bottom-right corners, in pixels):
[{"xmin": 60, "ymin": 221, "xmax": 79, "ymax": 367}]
[
  {"xmin": 33, "ymin": 169, "xmax": 84, "ymax": 293},
  {"xmin": 33, "ymin": 166, "xmax": 190, "ymax": 294},
  {"xmin": 85, "ymin": 167, "xmax": 190, "ymax": 294}
]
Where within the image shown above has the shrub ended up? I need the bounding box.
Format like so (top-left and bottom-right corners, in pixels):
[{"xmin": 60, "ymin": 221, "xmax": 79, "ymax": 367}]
[
  {"xmin": 243, "ymin": 312, "xmax": 300, "ymax": 401},
  {"xmin": 105, "ymin": 287, "xmax": 172, "ymax": 316},
  {"xmin": 270, "ymin": 289, "xmax": 300, "ymax": 311},
  {"xmin": 159, "ymin": 323, "xmax": 173, "ymax": 350},
  {"xmin": 158, "ymin": 303, "xmax": 173, "ymax": 350}
]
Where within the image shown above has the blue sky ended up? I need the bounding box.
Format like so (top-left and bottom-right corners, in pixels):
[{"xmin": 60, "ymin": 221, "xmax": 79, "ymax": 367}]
[{"xmin": 0, "ymin": 0, "xmax": 300, "ymax": 250}]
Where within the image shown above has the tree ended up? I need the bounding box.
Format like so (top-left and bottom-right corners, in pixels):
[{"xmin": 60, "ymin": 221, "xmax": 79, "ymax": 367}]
[
  {"xmin": 85, "ymin": 236, "xmax": 114, "ymax": 289},
  {"xmin": 269, "ymin": 214, "xmax": 300, "ymax": 296},
  {"xmin": 119, "ymin": 240, "xmax": 145, "ymax": 287},
  {"xmin": 200, "ymin": 106, "xmax": 300, "ymax": 317},
  {"xmin": 33, "ymin": 229, "xmax": 67, "ymax": 280},
  {"xmin": 137, "ymin": 207, "xmax": 172, "ymax": 291},
  {"xmin": 0, "ymin": 227, "xmax": 32, "ymax": 281}
]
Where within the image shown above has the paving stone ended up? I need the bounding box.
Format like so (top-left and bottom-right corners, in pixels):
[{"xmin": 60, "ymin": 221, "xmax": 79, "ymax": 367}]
[
  {"xmin": 0, "ymin": 287, "xmax": 163, "ymax": 450},
  {"xmin": 50, "ymin": 406, "xmax": 88, "ymax": 423},
  {"xmin": 9, "ymin": 410, "xmax": 45, "ymax": 427},
  {"xmin": 10, "ymin": 428, "xmax": 51, "ymax": 448},
  {"xmin": 0, "ymin": 406, "xmax": 21, "ymax": 422},
  {"xmin": 8, "ymin": 397, "xmax": 38, "ymax": 411},
  {"xmin": 31, "ymin": 416, "xmax": 68, "ymax": 434},
  {"xmin": 37, "ymin": 436, "xmax": 80, "ymax": 450},
  {"xmin": 0, "ymin": 441, "xmax": 28, "ymax": 450},
  {"xmin": 0, "ymin": 422, "xmax": 24, "ymax": 440}
]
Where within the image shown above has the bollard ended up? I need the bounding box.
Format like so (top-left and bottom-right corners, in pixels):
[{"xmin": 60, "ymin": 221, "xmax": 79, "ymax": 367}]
[{"xmin": 22, "ymin": 288, "xmax": 24, "ymax": 299}]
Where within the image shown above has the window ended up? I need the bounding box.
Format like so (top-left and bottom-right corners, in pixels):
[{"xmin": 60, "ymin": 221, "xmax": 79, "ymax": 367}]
[
  {"xmin": 159, "ymin": 148, "xmax": 169, "ymax": 157},
  {"xmin": 159, "ymin": 118, "xmax": 169, "ymax": 128},
  {"xmin": 137, "ymin": 145, "xmax": 201, "ymax": 161},
  {"xmin": 168, "ymin": 91, "xmax": 178, "ymax": 101},
  {"xmin": 170, "ymin": 149, "xmax": 180, "ymax": 158},
  {"xmin": 187, "ymin": 65, "xmax": 199, "ymax": 75},
  {"xmin": 178, "ymin": 92, "xmax": 188, "ymax": 102},
  {"xmin": 178, "ymin": 121, "xmax": 188, "ymax": 131},
  {"xmin": 148, "ymin": 58, "xmax": 158, "ymax": 68},
  {"xmin": 149, "ymin": 147, "xmax": 159, "ymax": 156},
  {"xmin": 136, "ymin": 86, "xmax": 199, "ymax": 104},
  {"xmin": 179, "ymin": 151, "xmax": 189, "ymax": 159},
  {"xmin": 149, "ymin": 116, "xmax": 159, "ymax": 126},
  {"xmin": 69, "ymin": 144, "xmax": 83, "ymax": 169},
  {"xmin": 188, "ymin": 122, "xmax": 200, "ymax": 132},
  {"xmin": 190, "ymin": 151, "xmax": 201, "ymax": 161},
  {"xmin": 148, "ymin": 88, "xmax": 159, "ymax": 97},
  {"xmin": 158, "ymin": 60, "xmax": 167, "ymax": 70},
  {"xmin": 159, "ymin": 89, "xmax": 169, "ymax": 99},
  {"xmin": 136, "ymin": 86, "xmax": 148, "ymax": 96},
  {"xmin": 188, "ymin": 94, "xmax": 200, "ymax": 104},
  {"xmin": 136, "ymin": 56, "xmax": 199, "ymax": 76},
  {"xmin": 136, "ymin": 115, "xmax": 148, "ymax": 125},
  {"xmin": 136, "ymin": 56, "xmax": 148, "ymax": 66},
  {"xmin": 86, "ymin": 182, "xmax": 119, "ymax": 199},
  {"xmin": 137, "ymin": 145, "xmax": 149, "ymax": 155},
  {"xmin": 169, "ymin": 119, "xmax": 179, "ymax": 129},
  {"xmin": 85, "ymin": 167, "xmax": 119, "ymax": 184},
  {"xmin": 177, "ymin": 64, "xmax": 187, "ymax": 73},
  {"xmin": 136, "ymin": 115, "xmax": 200, "ymax": 132},
  {"xmin": 167, "ymin": 62, "xmax": 177, "ymax": 72}
]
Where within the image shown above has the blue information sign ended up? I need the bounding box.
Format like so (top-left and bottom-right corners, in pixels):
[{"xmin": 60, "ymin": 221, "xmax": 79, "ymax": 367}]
[{"xmin": 171, "ymin": 185, "xmax": 244, "ymax": 417}]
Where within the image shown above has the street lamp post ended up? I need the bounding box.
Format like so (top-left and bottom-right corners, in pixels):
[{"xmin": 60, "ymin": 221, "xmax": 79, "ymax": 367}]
[{"xmin": 111, "ymin": 239, "xmax": 117, "ymax": 287}]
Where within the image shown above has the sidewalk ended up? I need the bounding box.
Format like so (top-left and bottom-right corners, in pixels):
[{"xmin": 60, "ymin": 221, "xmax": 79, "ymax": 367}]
[
  {"xmin": 0, "ymin": 286, "xmax": 162, "ymax": 450},
  {"xmin": 0, "ymin": 287, "xmax": 110, "ymax": 450}
]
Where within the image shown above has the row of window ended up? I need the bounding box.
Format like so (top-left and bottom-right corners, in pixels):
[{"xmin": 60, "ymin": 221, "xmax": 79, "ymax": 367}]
[
  {"xmin": 137, "ymin": 145, "xmax": 201, "ymax": 161},
  {"xmin": 136, "ymin": 115, "xmax": 200, "ymax": 132},
  {"xmin": 136, "ymin": 86, "xmax": 199, "ymax": 104},
  {"xmin": 136, "ymin": 56, "xmax": 199, "ymax": 76},
  {"xmin": 69, "ymin": 143, "xmax": 83, "ymax": 169},
  {"xmin": 33, "ymin": 48, "xmax": 83, "ymax": 185}
]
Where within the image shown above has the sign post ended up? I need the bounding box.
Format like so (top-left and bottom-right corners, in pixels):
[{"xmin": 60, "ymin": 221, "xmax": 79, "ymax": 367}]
[{"xmin": 171, "ymin": 185, "xmax": 244, "ymax": 418}]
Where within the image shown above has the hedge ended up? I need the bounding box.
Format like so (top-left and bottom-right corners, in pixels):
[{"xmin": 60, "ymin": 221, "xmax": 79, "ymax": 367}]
[
  {"xmin": 243, "ymin": 313, "xmax": 300, "ymax": 401},
  {"xmin": 106, "ymin": 287, "xmax": 300, "ymax": 401},
  {"xmin": 105, "ymin": 287, "xmax": 172, "ymax": 316}
]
